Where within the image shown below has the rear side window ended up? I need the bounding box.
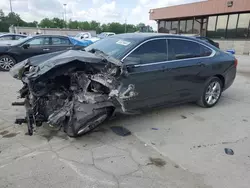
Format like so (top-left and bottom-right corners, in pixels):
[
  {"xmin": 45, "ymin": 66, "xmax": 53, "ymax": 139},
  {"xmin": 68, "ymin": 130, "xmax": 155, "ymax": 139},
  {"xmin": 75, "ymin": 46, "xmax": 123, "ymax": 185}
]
[
  {"xmin": 168, "ymin": 39, "xmax": 212, "ymax": 60},
  {"xmin": 15, "ymin": 35, "xmax": 25, "ymax": 40},
  {"xmin": 126, "ymin": 39, "xmax": 167, "ymax": 64},
  {"xmin": 52, "ymin": 37, "xmax": 70, "ymax": 45}
]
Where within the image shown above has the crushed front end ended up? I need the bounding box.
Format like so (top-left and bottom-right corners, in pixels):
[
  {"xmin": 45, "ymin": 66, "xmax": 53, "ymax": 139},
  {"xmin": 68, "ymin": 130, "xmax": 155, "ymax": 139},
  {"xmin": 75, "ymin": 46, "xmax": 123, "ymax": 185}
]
[{"xmin": 10, "ymin": 50, "xmax": 137, "ymax": 137}]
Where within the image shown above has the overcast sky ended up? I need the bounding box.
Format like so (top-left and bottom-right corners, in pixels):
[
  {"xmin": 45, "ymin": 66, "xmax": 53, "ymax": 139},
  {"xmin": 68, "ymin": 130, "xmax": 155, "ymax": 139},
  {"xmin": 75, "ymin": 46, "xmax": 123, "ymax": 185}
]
[{"xmin": 0, "ymin": 0, "xmax": 203, "ymax": 30}]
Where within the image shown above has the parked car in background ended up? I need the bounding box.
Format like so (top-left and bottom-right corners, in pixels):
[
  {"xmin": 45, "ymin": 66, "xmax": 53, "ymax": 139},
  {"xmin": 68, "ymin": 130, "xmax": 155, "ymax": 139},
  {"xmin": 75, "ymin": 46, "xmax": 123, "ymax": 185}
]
[
  {"xmin": 195, "ymin": 36, "xmax": 220, "ymax": 48},
  {"xmin": 0, "ymin": 35, "xmax": 92, "ymax": 71},
  {"xmin": 74, "ymin": 32, "xmax": 100, "ymax": 43},
  {"xmin": 10, "ymin": 33, "xmax": 236, "ymax": 137},
  {"xmin": 97, "ymin": 32, "xmax": 116, "ymax": 39},
  {"xmin": 0, "ymin": 33, "xmax": 27, "ymax": 41}
]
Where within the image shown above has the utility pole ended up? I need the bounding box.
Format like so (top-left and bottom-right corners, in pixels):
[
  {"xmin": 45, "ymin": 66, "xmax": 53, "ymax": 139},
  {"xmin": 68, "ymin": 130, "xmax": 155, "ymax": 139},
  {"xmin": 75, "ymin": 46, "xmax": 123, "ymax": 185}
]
[
  {"xmin": 9, "ymin": 0, "xmax": 13, "ymax": 13},
  {"xmin": 63, "ymin": 4, "xmax": 67, "ymax": 28},
  {"xmin": 125, "ymin": 19, "xmax": 127, "ymax": 33}
]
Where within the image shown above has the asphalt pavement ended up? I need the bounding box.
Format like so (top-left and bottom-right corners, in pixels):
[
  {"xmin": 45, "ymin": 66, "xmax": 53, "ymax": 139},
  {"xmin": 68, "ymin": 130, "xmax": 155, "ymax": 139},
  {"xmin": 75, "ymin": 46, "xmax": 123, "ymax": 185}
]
[{"xmin": 0, "ymin": 55, "xmax": 249, "ymax": 188}]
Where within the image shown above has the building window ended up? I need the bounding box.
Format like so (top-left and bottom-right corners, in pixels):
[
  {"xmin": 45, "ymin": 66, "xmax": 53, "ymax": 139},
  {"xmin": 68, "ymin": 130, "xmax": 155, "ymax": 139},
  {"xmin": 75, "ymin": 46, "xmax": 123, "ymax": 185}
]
[
  {"xmin": 193, "ymin": 19, "xmax": 201, "ymax": 35},
  {"xmin": 214, "ymin": 15, "xmax": 228, "ymax": 38},
  {"xmin": 158, "ymin": 21, "xmax": 165, "ymax": 33},
  {"xmin": 201, "ymin": 18, "xmax": 208, "ymax": 36},
  {"xmin": 179, "ymin": 20, "xmax": 186, "ymax": 34},
  {"xmin": 186, "ymin": 19, "xmax": 193, "ymax": 34},
  {"xmin": 165, "ymin": 21, "xmax": 171, "ymax": 33},
  {"xmin": 227, "ymin": 14, "xmax": 238, "ymax": 38},
  {"xmin": 207, "ymin": 16, "xmax": 217, "ymax": 38},
  {"xmin": 236, "ymin": 13, "xmax": 250, "ymax": 38},
  {"xmin": 171, "ymin": 21, "xmax": 178, "ymax": 34}
]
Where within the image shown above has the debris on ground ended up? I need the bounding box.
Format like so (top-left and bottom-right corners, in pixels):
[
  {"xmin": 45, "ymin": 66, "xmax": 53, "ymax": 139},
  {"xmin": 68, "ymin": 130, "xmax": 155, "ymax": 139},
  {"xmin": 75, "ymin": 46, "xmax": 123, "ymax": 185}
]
[
  {"xmin": 181, "ymin": 115, "xmax": 187, "ymax": 119},
  {"xmin": 151, "ymin": 128, "xmax": 158, "ymax": 130},
  {"xmin": 224, "ymin": 148, "xmax": 234, "ymax": 155},
  {"xmin": 148, "ymin": 157, "xmax": 166, "ymax": 167},
  {"xmin": 110, "ymin": 126, "xmax": 131, "ymax": 136}
]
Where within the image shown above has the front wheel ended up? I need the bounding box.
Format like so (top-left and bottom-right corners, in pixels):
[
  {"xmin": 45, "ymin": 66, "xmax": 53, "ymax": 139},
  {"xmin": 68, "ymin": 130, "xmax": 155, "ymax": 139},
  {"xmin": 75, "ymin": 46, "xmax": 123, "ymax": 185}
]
[
  {"xmin": 197, "ymin": 77, "xmax": 222, "ymax": 108},
  {"xmin": 0, "ymin": 55, "xmax": 16, "ymax": 71}
]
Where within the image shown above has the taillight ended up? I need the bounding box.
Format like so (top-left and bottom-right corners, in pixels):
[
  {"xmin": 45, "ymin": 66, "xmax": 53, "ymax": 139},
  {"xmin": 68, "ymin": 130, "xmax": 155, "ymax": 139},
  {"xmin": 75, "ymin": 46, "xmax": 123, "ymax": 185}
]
[{"xmin": 234, "ymin": 58, "xmax": 238, "ymax": 67}]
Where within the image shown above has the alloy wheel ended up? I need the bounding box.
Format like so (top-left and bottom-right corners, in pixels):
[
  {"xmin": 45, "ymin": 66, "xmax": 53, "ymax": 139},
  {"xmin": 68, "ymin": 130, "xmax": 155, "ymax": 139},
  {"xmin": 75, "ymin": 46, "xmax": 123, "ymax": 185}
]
[
  {"xmin": 205, "ymin": 81, "xmax": 221, "ymax": 105},
  {"xmin": 0, "ymin": 57, "xmax": 15, "ymax": 71}
]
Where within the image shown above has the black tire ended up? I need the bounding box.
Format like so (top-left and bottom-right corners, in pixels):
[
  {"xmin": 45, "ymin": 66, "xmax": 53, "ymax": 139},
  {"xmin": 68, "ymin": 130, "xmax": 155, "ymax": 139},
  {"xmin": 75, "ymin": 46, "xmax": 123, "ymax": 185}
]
[
  {"xmin": 197, "ymin": 77, "xmax": 222, "ymax": 108},
  {"xmin": 0, "ymin": 55, "xmax": 16, "ymax": 71},
  {"xmin": 64, "ymin": 108, "xmax": 112, "ymax": 137}
]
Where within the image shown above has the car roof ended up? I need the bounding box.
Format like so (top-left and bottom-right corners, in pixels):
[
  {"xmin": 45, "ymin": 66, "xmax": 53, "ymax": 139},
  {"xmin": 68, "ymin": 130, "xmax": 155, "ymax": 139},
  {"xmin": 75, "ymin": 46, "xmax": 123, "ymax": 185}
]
[
  {"xmin": 0, "ymin": 33, "xmax": 27, "ymax": 37},
  {"xmin": 111, "ymin": 33, "xmax": 218, "ymax": 51},
  {"xmin": 114, "ymin": 33, "xmax": 203, "ymax": 40},
  {"xmin": 32, "ymin": 35, "xmax": 69, "ymax": 38}
]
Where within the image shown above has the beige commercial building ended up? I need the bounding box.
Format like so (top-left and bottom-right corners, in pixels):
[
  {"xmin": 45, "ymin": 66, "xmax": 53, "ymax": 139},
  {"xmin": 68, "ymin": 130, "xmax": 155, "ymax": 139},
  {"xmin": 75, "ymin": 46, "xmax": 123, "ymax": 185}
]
[{"xmin": 149, "ymin": 0, "xmax": 250, "ymax": 54}]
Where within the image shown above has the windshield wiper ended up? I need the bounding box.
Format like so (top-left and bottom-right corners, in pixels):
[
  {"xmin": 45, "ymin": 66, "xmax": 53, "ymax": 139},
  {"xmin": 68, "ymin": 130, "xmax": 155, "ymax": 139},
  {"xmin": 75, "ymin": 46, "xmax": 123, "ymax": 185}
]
[
  {"xmin": 89, "ymin": 48, "xmax": 122, "ymax": 67},
  {"xmin": 89, "ymin": 48, "xmax": 107, "ymax": 56}
]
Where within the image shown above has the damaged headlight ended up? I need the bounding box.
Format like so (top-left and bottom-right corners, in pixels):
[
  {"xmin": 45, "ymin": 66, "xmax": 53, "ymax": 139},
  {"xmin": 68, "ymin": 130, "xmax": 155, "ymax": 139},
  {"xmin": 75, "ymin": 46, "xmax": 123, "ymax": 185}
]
[{"xmin": 9, "ymin": 59, "xmax": 30, "ymax": 80}]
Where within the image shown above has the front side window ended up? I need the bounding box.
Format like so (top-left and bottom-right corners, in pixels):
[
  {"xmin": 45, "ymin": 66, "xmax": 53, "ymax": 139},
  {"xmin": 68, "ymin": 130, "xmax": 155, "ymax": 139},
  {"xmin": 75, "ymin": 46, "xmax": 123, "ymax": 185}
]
[
  {"xmin": 0, "ymin": 35, "xmax": 13, "ymax": 40},
  {"xmin": 26, "ymin": 37, "xmax": 50, "ymax": 46},
  {"xmin": 125, "ymin": 39, "xmax": 167, "ymax": 64},
  {"xmin": 52, "ymin": 37, "xmax": 70, "ymax": 45},
  {"xmin": 168, "ymin": 39, "xmax": 212, "ymax": 60}
]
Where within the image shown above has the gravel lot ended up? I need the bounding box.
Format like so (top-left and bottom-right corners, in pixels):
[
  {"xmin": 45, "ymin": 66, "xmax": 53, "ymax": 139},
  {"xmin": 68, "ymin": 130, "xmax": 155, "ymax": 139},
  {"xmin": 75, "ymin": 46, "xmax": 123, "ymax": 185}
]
[{"xmin": 0, "ymin": 55, "xmax": 249, "ymax": 188}]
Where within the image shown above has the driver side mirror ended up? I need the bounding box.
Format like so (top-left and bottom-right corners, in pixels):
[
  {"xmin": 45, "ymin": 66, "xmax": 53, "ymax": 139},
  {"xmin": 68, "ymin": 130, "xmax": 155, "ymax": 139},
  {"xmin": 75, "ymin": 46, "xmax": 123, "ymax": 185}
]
[
  {"xmin": 22, "ymin": 43, "xmax": 30, "ymax": 49},
  {"xmin": 123, "ymin": 56, "xmax": 141, "ymax": 66}
]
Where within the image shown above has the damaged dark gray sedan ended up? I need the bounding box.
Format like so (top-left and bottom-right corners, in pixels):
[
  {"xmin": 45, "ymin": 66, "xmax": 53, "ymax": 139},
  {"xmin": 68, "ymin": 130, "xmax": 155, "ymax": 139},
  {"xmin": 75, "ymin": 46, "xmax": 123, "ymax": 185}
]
[{"xmin": 10, "ymin": 33, "xmax": 237, "ymax": 137}]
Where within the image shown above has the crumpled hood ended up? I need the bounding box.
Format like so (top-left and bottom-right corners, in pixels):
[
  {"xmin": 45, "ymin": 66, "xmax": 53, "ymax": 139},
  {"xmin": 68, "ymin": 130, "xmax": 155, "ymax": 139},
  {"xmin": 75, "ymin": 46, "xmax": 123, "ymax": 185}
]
[{"xmin": 10, "ymin": 49, "xmax": 122, "ymax": 80}]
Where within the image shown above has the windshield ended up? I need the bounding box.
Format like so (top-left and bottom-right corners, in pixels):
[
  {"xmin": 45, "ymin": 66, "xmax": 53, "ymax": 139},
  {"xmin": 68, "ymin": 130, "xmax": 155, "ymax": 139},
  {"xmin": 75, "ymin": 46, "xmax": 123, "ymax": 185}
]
[
  {"xmin": 75, "ymin": 33, "xmax": 83, "ymax": 38},
  {"xmin": 85, "ymin": 37, "xmax": 136, "ymax": 59}
]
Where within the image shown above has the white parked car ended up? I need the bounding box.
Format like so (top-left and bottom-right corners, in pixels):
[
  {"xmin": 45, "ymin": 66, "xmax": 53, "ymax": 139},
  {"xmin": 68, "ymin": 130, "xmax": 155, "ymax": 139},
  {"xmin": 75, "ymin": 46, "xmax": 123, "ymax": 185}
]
[
  {"xmin": 74, "ymin": 32, "xmax": 100, "ymax": 43},
  {"xmin": 97, "ymin": 32, "xmax": 116, "ymax": 39}
]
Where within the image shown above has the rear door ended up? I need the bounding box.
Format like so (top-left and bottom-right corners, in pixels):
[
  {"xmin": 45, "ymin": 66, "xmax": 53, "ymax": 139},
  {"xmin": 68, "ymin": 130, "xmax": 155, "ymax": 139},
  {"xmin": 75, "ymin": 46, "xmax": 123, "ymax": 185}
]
[
  {"xmin": 165, "ymin": 38, "xmax": 214, "ymax": 101},
  {"xmin": 50, "ymin": 36, "xmax": 73, "ymax": 52},
  {"xmin": 120, "ymin": 38, "xmax": 170, "ymax": 110}
]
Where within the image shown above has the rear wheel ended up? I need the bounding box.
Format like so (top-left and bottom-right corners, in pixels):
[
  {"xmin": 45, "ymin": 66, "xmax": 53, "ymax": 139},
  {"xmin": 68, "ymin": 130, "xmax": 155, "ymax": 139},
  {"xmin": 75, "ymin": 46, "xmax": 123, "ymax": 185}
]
[
  {"xmin": 64, "ymin": 108, "xmax": 112, "ymax": 137},
  {"xmin": 0, "ymin": 55, "xmax": 16, "ymax": 71},
  {"xmin": 197, "ymin": 77, "xmax": 222, "ymax": 108}
]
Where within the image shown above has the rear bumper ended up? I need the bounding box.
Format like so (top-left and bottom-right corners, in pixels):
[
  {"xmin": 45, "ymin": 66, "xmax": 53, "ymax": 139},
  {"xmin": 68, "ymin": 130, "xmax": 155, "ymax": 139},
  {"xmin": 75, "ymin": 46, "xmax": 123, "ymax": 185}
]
[{"xmin": 223, "ymin": 65, "xmax": 236, "ymax": 91}]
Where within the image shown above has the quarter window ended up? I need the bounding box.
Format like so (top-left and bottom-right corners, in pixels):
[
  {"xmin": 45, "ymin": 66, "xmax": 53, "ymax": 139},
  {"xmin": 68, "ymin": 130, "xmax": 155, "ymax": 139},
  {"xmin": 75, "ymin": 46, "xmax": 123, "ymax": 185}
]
[
  {"xmin": 125, "ymin": 39, "xmax": 167, "ymax": 64},
  {"xmin": 168, "ymin": 39, "xmax": 212, "ymax": 60}
]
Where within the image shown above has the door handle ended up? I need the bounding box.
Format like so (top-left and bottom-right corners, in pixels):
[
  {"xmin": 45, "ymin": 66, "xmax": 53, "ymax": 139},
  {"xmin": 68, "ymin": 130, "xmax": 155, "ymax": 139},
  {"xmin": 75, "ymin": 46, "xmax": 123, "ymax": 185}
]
[{"xmin": 43, "ymin": 48, "xmax": 50, "ymax": 51}]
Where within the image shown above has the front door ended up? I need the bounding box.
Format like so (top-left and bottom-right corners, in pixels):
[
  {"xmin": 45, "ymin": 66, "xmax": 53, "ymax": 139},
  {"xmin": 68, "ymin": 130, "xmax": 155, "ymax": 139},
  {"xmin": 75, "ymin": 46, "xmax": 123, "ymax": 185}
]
[
  {"xmin": 119, "ymin": 38, "xmax": 170, "ymax": 111},
  {"xmin": 18, "ymin": 36, "xmax": 51, "ymax": 61},
  {"xmin": 165, "ymin": 38, "xmax": 214, "ymax": 101}
]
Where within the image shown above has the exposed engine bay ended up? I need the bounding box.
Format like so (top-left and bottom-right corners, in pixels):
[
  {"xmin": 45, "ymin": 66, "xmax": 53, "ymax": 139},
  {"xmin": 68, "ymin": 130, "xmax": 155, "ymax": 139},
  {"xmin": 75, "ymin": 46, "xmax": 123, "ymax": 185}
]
[{"xmin": 10, "ymin": 50, "xmax": 137, "ymax": 137}]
